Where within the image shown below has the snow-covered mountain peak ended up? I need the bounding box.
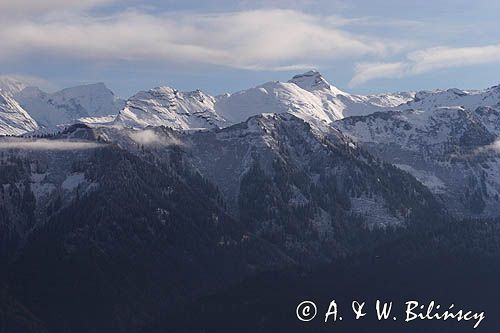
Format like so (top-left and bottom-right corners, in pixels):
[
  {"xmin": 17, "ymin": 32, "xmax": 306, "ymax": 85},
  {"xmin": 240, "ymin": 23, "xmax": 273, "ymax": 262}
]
[
  {"xmin": 446, "ymin": 88, "xmax": 468, "ymax": 96},
  {"xmin": 115, "ymin": 86, "xmax": 226, "ymax": 131},
  {"xmin": 50, "ymin": 82, "xmax": 124, "ymax": 115},
  {"xmin": 288, "ymin": 70, "xmax": 343, "ymax": 94},
  {"xmin": 215, "ymin": 73, "xmax": 415, "ymax": 128},
  {"xmin": 214, "ymin": 80, "xmax": 339, "ymax": 126},
  {"xmin": 14, "ymin": 83, "xmax": 125, "ymax": 132}
]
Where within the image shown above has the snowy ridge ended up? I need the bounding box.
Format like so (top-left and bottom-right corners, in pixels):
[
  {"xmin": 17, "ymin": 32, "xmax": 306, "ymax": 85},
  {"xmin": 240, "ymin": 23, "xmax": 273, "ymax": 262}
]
[
  {"xmin": 334, "ymin": 106, "xmax": 493, "ymax": 154},
  {"xmin": 0, "ymin": 70, "xmax": 418, "ymax": 134},
  {"xmin": 215, "ymin": 70, "xmax": 413, "ymax": 128},
  {"xmin": 215, "ymin": 80, "xmax": 339, "ymax": 126},
  {"xmin": 115, "ymin": 87, "xmax": 227, "ymax": 130},
  {"xmin": 406, "ymin": 85, "xmax": 500, "ymax": 112}
]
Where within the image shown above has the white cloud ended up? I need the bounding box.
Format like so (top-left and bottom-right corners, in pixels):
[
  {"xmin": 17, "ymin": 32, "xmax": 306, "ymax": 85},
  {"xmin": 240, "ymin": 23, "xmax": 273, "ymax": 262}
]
[
  {"xmin": 0, "ymin": 9, "xmax": 401, "ymax": 71},
  {"xmin": 0, "ymin": 139, "xmax": 103, "ymax": 150},
  {"xmin": 408, "ymin": 45, "xmax": 500, "ymax": 73},
  {"xmin": 350, "ymin": 44, "xmax": 500, "ymax": 86},
  {"xmin": 349, "ymin": 62, "xmax": 407, "ymax": 87},
  {"xmin": 129, "ymin": 129, "xmax": 182, "ymax": 146}
]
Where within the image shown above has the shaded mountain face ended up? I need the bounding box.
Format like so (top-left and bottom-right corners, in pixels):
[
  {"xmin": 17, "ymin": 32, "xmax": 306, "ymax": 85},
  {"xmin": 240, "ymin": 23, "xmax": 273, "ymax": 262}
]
[
  {"xmin": 0, "ymin": 115, "xmax": 443, "ymax": 263},
  {"xmin": 14, "ymin": 83, "xmax": 124, "ymax": 132},
  {"xmin": 0, "ymin": 114, "xmax": 467, "ymax": 333},
  {"xmin": 334, "ymin": 105, "xmax": 500, "ymax": 217},
  {"xmin": 0, "ymin": 120, "xmax": 444, "ymax": 331},
  {"xmin": 0, "ymin": 91, "xmax": 38, "ymax": 136},
  {"xmin": 55, "ymin": 114, "xmax": 442, "ymax": 262},
  {"xmin": 0, "ymin": 129, "xmax": 294, "ymax": 332},
  {"xmin": 184, "ymin": 113, "xmax": 441, "ymax": 260}
]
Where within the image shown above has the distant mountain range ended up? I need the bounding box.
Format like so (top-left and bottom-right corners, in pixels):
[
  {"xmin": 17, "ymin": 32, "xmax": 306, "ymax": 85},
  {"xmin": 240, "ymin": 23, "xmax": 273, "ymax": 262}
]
[
  {"xmin": 2, "ymin": 71, "xmax": 500, "ymax": 218},
  {"xmin": 0, "ymin": 70, "xmax": 413, "ymax": 134}
]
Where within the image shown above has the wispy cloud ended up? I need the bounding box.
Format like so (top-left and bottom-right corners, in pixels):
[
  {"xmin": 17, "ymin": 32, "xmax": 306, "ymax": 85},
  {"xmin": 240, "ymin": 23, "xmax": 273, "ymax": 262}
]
[
  {"xmin": 129, "ymin": 129, "xmax": 182, "ymax": 146},
  {"xmin": 0, "ymin": 8, "xmax": 403, "ymax": 71},
  {"xmin": 350, "ymin": 44, "xmax": 500, "ymax": 86},
  {"xmin": 0, "ymin": 139, "xmax": 103, "ymax": 150},
  {"xmin": 349, "ymin": 62, "xmax": 407, "ymax": 87}
]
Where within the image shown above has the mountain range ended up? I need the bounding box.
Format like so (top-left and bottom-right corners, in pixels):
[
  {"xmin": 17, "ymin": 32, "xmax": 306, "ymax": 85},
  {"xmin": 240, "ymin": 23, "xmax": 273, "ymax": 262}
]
[
  {"xmin": 0, "ymin": 70, "xmax": 414, "ymax": 134},
  {"xmin": 2, "ymin": 70, "xmax": 500, "ymax": 218},
  {"xmin": 2, "ymin": 71, "xmax": 500, "ymax": 331}
]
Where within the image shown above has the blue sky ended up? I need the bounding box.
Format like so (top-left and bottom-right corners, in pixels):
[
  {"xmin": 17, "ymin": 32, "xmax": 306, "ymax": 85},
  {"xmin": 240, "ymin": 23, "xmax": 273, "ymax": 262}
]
[{"xmin": 1, "ymin": 0, "xmax": 500, "ymax": 98}]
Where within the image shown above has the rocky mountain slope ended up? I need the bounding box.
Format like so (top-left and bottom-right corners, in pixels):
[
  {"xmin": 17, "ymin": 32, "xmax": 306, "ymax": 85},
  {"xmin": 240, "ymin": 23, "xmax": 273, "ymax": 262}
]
[
  {"xmin": 61, "ymin": 115, "xmax": 442, "ymax": 263},
  {"xmin": 334, "ymin": 103, "xmax": 500, "ymax": 217},
  {"xmin": 185, "ymin": 113, "xmax": 441, "ymax": 259},
  {"xmin": 0, "ymin": 117, "xmax": 443, "ymax": 263}
]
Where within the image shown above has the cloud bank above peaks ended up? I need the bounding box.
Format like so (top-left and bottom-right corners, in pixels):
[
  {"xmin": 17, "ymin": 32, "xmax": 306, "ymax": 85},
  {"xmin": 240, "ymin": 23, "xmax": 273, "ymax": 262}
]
[
  {"xmin": 0, "ymin": 7, "xmax": 402, "ymax": 71},
  {"xmin": 3, "ymin": 0, "xmax": 500, "ymax": 93},
  {"xmin": 350, "ymin": 44, "xmax": 500, "ymax": 86}
]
